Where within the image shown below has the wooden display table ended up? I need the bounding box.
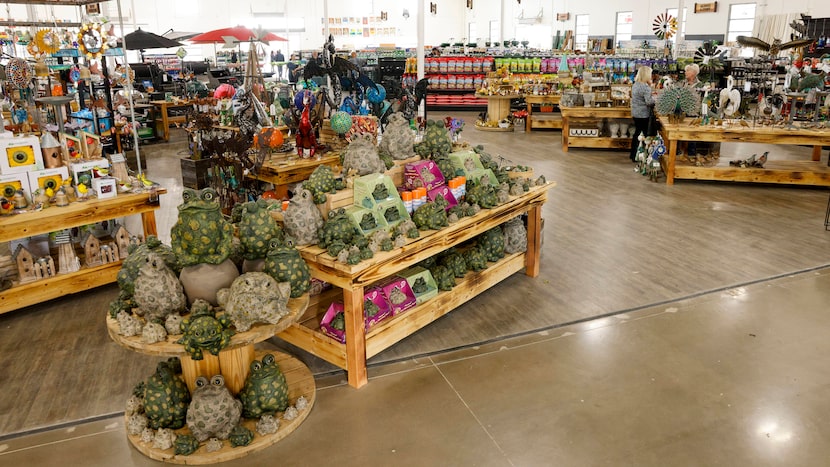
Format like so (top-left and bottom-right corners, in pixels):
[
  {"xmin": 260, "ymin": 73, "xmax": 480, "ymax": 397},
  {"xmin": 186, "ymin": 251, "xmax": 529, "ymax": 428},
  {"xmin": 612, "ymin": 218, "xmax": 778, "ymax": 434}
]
[
  {"xmin": 660, "ymin": 118, "xmax": 830, "ymax": 186},
  {"xmin": 478, "ymin": 94, "xmax": 521, "ymax": 129},
  {"xmin": 0, "ymin": 189, "xmax": 166, "ymax": 315},
  {"xmin": 107, "ymin": 296, "xmax": 315, "ymax": 464},
  {"xmin": 276, "ymin": 183, "xmax": 554, "ymax": 388},
  {"xmin": 560, "ymin": 106, "xmax": 632, "ymax": 152},
  {"xmin": 525, "ymin": 95, "xmax": 562, "ymax": 132},
  {"xmin": 250, "ymin": 152, "xmax": 341, "ymax": 198},
  {"xmin": 151, "ymin": 100, "xmax": 192, "ymax": 142}
]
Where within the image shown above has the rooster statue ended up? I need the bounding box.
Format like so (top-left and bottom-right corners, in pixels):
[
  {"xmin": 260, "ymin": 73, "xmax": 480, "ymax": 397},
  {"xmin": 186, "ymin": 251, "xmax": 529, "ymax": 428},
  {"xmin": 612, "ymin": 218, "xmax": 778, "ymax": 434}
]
[{"xmin": 295, "ymin": 89, "xmax": 317, "ymax": 158}]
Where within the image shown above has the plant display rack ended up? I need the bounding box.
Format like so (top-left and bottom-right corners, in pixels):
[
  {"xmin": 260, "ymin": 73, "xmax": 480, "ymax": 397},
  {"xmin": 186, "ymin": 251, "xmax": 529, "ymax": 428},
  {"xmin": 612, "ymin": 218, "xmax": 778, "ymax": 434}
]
[{"xmin": 276, "ymin": 183, "xmax": 553, "ymax": 388}]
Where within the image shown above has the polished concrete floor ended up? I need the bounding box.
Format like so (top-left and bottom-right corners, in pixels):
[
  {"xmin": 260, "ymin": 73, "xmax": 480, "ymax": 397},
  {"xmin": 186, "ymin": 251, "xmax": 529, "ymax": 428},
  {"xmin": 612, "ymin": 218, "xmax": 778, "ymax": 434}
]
[{"xmin": 2, "ymin": 114, "xmax": 830, "ymax": 465}]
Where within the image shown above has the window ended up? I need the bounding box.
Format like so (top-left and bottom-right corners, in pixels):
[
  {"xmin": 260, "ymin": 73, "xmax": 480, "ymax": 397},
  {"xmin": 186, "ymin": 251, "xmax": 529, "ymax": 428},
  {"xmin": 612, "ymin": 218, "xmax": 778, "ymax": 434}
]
[
  {"xmin": 615, "ymin": 11, "xmax": 632, "ymax": 46},
  {"xmin": 666, "ymin": 7, "xmax": 687, "ymax": 44},
  {"xmin": 469, "ymin": 22, "xmax": 477, "ymax": 45},
  {"xmin": 575, "ymin": 14, "xmax": 589, "ymax": 51},
  {"xmin": 489, "ymin": 20, "xmax": 500, "ymax": 43},
  {"xmin": 727, "ymin": 3, "xmax": 756, "ymax": 42}
]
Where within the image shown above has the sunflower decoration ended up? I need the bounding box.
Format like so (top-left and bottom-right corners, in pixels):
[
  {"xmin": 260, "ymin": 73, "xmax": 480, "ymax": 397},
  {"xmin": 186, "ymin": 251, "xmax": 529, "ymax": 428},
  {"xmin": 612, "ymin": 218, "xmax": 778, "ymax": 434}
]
[
  {"xmin": 77, "ymin": 22, "xmax": 107, "ymax": 59},
  {"xmin": 652, "ymin": 13, "xmax": 677, "ymax": 41},
  {"xmin": 34, "ymin": 29, "xmax": 62, "ymax": 55}
]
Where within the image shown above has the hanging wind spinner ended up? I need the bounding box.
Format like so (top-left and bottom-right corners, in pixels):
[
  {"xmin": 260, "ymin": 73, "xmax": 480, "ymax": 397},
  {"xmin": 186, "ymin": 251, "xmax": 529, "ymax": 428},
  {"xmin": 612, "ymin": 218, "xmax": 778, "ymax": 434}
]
[
  {"xmin": 34, "ymin": 29, "xmax": 62, "ymax": 55},
  {"xmin": 652, "ymin": 13, "xmax": 677, "ymax": 40},
  {"xmin": 5, "ymin": 58, "xmax": 32, "ymax": 89},
  {"xmin": 77, "ymin": 22, "xmax": 107, "ymax": 59}
]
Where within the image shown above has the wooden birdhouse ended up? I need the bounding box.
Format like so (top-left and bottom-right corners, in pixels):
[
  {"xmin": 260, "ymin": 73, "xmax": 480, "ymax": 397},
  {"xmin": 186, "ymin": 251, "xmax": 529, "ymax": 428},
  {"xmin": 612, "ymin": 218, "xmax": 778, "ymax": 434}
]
[
  {"xmin": 53, "ymin": 230, "xmax": 80, "ymax": 274},
  {"xmin": 111, "ymin": 225, "xmax": 132, "ymax": 259},
  {"xmin": 13, "ymin": 244, "xmax": 36, "ymax": 283},
  {"xmin": 82, "ymin": 233, "xmax": 102, "ymax": 267},
  {"xmin": 100, "ymin": 242, "xmax": 119, "ymax": 264}
]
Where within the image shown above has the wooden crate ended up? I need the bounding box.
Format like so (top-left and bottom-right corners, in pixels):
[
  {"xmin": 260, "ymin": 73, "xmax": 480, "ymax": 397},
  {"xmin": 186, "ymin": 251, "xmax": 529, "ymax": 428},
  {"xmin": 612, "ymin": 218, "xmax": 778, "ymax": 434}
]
[{"xmin": 180, "ymin": 157, "xmax": 215, "ymax": 189}]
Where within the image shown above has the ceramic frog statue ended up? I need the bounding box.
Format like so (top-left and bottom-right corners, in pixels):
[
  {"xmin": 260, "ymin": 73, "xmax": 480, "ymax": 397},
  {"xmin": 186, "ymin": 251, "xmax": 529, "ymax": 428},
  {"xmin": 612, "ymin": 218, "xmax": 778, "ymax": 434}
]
[
  {"xmin": 318, "ymin": 208, "xmax": 363, "ymax": 257},
  {"xmin": 342, "ymin": 133, "xmax": 386, "ymax": 176},
  {"xmin": 429, "ymin": 264, "xmax": 456, "ymax": 291},
  {"xmin": 465, "ymin": 175, "xmax": 499, "ymax": 209},
  {"xmin": 233, "ymin": 199, "xmax": 284, "ymax": 261},
  {"xmin": 438, "ymin": 249, "xmax": 467, "ymax": 278},
  {"xmin": 263, "ymin": 240, "xmax": 311, "ymax": 298},
  {"xmin": 305, "ymin": 165, "xmax": 345, "ymax": 204},
  {"xmin": 476, "ymin": 227, "xmax": 506, "ymax": 262},
  {"xmin": 414, "ymin": 119, "xmax": 452, "ymax": 159},
  {"xmin": 186, "ymin": 375, "xmax": 242, "ymax": 442},
  {"xmin": 378, "ymin": 112, "xmax": 416, "ymax": 160},
  {"xmin": 142, "ymin": 358, "xmax": 190, "ymax": 429},
  {"xmin": 238, "ymin": 353, "xmax": 290, "ymax": 418},
  {"xmin": 111, "ymin": 236, "xmax": 179, "ymax": 318},
  {"xmin": 283, "ymin": 185, "xmax": 324, "ymax": 246},
  {"xmin": 177, "ymin": 299, "xmax": 235, "ymax": 360},
  {"xmin": 133, "ymin": 252, "xmax": 187, "ymax": 321},
  {"xmin": 170, "ymin": 188, "xmax": 235, "ymax": 267},
  {"xmin": 502, "ymin": 217, "xmax": 528, "ymax": 254},
  {"xmin": 217, "ymin": 272, "xmax": 292, "ymax": 332},
  {"xmin": 463, "ymin": 245, "xmax": 489, "ymax": 272},
  {"xmin": 412, "ymin": 199, "xmax": 449, "ymax": 230}
]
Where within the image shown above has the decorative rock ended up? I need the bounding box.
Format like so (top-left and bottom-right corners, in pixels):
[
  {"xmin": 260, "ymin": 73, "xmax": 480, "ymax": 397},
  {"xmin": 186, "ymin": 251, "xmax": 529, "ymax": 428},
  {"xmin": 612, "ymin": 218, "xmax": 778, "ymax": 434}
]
[
  {"xmin": 217, "ymin": 273, "xmax": 291, "ymax": 332},
  {"xmin": 178, "ymin": 259, "xmax": 240, "ymax": 306},
  {"xmin": 127, "ymin": 413, "xmax": 148, "ymax": 436}
]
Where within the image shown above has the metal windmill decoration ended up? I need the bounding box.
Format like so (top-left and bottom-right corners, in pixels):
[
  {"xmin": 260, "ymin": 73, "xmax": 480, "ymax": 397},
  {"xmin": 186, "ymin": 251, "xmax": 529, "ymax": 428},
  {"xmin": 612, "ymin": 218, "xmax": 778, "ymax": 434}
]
[{"xmin": 652, "ymin": 13, "xmax": 678, "ymax": 41}]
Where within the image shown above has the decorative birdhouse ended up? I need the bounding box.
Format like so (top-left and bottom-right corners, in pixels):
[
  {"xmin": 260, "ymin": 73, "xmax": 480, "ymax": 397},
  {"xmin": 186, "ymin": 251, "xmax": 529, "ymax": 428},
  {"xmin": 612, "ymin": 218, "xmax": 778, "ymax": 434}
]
[
  {"xmin": 53, "ymin": 230, "xmax": 80, "ymax": 274},
  {"xmin": 40, "ymin": 133, "xmax": 63, "ymax": 169},
  {"xmin": 13, "ymin": 244, "xmax": 36, "ymax": 283},
  {"xmin": 82, "ymin": 233, "xmax": 102, "ymax": 267},
  {"xmin": 111, "ymin": 224, "xmax": 133, "ymax": 259},
  {"xmin": 100, "ymin": 242, "xmax": 119, "ymax": 264}
]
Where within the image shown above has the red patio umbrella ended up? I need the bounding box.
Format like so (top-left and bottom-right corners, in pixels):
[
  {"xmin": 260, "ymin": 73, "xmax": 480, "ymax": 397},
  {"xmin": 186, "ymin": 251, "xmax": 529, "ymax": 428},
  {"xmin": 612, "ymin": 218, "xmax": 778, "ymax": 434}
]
[{"xmin": 189, "ymin": 26, "xmax": 287, "ymax": 44}]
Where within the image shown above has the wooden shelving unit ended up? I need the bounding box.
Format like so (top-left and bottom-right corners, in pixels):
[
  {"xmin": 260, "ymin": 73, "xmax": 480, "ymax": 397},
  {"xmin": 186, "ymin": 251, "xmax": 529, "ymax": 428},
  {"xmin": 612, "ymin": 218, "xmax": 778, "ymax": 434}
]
[
  {"xmin": 275, "ymin": 183, "xmax": 554, "ymax": 388},
  {"xmin": 525, "ymin": 95, "xmax": 563, "ymax": 132},
  {"xmin": 560, "ymin": 107, "xmax": 632, "ymax": 152},
  {"xmin": 0, "ymin": 190, "xmax": 166, "ymax": 315},
  {"xmin": 660, "ymin": 119, "xmax": 830, "ymax": 186}
]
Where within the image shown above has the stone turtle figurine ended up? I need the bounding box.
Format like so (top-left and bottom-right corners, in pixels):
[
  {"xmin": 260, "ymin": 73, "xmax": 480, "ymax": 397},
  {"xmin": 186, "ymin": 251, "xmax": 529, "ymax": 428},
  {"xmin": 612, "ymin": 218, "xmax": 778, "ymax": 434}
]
[
  {"xmin": 233, "ymin": 199, "xmax": 284, "ymax": 261},
  {"xmin": 342, "ymin": 133, "xmax": 386, "ymax": 176},
  {"xmin": 283, "ymin": 185, "xmax": 324, "ymax": 246},
  {"xmin": 177, "ymin": 299, "xmax": 235, "ymax": 360},
  {"xmin": 142, "ymin": 358, "xmax": 190, "ymax": 429},
  {"xmin": 133, "ymin": 252, "xmax": 187, "ymax": 321},
  {"xmin": 170, "ymin": 188, "xmax": 235, "ymax": 267},
  {"xmin": 263, "ymin": 240, "xmax": 311, "ymax": 298},
  {"xmin": 239, "ymin": 353, "xmax": 290, "ymax": 418},
  {"xmin": 186, "ymin": 375, "xmax": 242, "ymax": 442},
  {"xmin": 217, "ymin": 272, "xmax": 292, "ymax": 332}
]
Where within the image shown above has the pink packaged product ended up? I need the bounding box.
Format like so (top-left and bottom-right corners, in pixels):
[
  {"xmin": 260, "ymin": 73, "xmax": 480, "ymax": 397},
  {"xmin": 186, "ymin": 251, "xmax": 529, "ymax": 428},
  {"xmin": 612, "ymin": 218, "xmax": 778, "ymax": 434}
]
[
  {"xmin": 404, "ymin": 160, "xmax": 446, "ymax": 191},
  {"xmin": 427, "ymin": 185, "xmax": 458, "ymax": 211},
  {"xmin": 376, "ymin": 276, "xmax": 418, "ymax": 316},
  {"xmin": 319, "ymin": 288, "xmax": 392, "ymax": 342}
]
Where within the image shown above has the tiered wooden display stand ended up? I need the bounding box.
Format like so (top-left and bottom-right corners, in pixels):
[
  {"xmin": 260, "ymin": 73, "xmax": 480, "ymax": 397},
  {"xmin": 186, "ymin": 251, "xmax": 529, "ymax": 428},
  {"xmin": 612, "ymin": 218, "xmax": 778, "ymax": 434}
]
[
  {"xmin": 659, "ymin": 118, "xmax": 830, "ymax": 186},
  {"xmin": 560, "ymin": 107, "xmax": 632, "ymax": 152},
  {"xmin": 476, "ymin": 94, "xmax": 522, "ymax": 132},
  {"xmin": 276, "ymin": 183, "xmax": 553, "ymax": 388},
  {"xmin": 0, "ymin": 190, "xmax": 166, "ymax": 315},
  {"xmin": 106, "ymin": 295, "xmax": 315, "ymax": 464},
  {"xmin": 251, "ymin": 151, "xmax": 341, "ymax": 198}
]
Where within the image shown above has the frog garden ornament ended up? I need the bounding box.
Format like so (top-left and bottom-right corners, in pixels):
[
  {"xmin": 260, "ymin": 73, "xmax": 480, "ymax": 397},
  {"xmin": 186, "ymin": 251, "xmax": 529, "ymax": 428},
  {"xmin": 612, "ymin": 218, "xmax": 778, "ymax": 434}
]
[
  {"xmin": 111, "ymin": 236, "xmax": 179, "ymax": 318},
  {"xmin": 233, "ymin": 199, "xmax": 284, "ymax": 263},
  {"xmin": 238, "ymin": 353, "xmax": 290, "ymax": 418},
  {"xmin": 317, "ymin": 208, "xmax": 364, "ymax": 257},
  {"xmin": 342, "ymin": 133, "xmax": 386, "ymax": 176},
  {"xmin": 502, "ymin": 217, "xmax": 528, "ymax": 254},
  {"xmin": 171, "ymin": 188, "xmax": 235, "ymax": 267},
  {"xmin": 217, "ymin": 272, "xmax": 292, "ymax": 332},
  {"xmin": 186, "ymin": 375, "xmax": 242, "ymax": 442},
  {"xmin": 133, "ymin": 252, "xmax": 187, "ymax": 321},
  {"xmin": 476, "ymin": 227, "xmax": 506, "ymax": 262},
  {"xmin": 305, "ymin": 165, "xmax": 345, "ymax": 204},
  {"xmin": 177, "ymin": 299, "xmax": 235, "ymax": 360},
  {"xmin": 282, "ymin": 185, "xmax": 324, "ymax": 246},
  {"xmin": 263, "ymin": 240, "xmax": 311, "ymax": 298},
  {"xmin": 378, "ymin": 112, "xmax": 416, "ymax": 160},
  {"xmin": 414, "ymin": 119, "xmax": 452, "ymax": 159},
  {"xmin": 412, "ymin": 199, "xmax": 449, "ymax": 230},
  {"xmin": 142, "ymin": 358, "xmax": 190, "ymax": 429}
]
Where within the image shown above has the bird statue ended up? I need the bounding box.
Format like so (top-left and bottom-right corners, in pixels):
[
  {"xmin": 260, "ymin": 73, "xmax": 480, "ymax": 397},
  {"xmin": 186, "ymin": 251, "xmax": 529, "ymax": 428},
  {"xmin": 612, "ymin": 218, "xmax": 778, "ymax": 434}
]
[
  {"xmin": 736, "ymin": 35, "xmax": 814, "ymax": 59},
  {"xmin": 719, "ymin": 75, "xmax": 742, "ymax": 117}
]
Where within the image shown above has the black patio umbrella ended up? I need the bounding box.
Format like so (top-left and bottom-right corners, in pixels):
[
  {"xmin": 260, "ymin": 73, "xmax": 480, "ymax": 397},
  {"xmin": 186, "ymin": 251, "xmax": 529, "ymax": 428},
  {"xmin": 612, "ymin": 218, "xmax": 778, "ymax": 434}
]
[{"xmin": 120, "ymin": 28, "xmax": 182, "ymax": 50}]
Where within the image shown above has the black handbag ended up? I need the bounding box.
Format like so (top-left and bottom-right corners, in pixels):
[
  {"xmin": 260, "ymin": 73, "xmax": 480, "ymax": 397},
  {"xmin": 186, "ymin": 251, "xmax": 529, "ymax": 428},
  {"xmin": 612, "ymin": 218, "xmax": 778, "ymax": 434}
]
[{"xmin": 646, "ymin": 108, "xmax": 660, "ymax": 137}]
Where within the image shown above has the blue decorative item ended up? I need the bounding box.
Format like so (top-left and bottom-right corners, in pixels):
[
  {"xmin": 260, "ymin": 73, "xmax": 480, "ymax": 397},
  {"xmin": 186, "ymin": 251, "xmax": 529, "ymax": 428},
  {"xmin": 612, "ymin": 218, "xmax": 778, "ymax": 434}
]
[
  {"xmin": 366, "ymin": 84, "xmax": 386, "ymax": 104},
  {"xmin": 340, "ymin": 95, "xmax": 357, "ymax": 114},
  {"xmin": 358, "ymin": 98, "xmax": 370, "ymax": 115},
  {"xmin": 294, "ymin": 90, "xmax": 317, "ymax": 110}
]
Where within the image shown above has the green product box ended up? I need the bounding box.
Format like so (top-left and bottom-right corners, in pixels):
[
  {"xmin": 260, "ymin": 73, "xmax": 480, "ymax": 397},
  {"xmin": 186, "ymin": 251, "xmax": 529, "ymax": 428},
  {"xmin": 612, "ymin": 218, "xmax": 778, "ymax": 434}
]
[
  {"xmin": 399, "ymin": 266, "xmax": 438, "ymax": 305},
  {"xmin": 374, "ymin": 198, "xmax": 411, "ymax": 228},
  {"xmin": 353, "ymin": 173, "xmax": 399, "ymax": 209},
  {"xmin": 466, "ymin": 168, "xmax": 498, "ymax": 187},
  {"xmin": 448, "ymin": 149, "xmax": 484, "ymax": 173},
  {"xmin": 345, "ymin": 205, "xmax": 388, "ymax": 236}
]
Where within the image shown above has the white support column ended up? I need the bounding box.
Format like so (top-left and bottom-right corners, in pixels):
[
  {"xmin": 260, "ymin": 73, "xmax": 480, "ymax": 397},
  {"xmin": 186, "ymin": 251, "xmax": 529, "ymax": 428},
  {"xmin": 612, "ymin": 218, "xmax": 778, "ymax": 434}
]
[{"xmin": 418, "ymin": 0, "xmax": 425, "ymax": 117}]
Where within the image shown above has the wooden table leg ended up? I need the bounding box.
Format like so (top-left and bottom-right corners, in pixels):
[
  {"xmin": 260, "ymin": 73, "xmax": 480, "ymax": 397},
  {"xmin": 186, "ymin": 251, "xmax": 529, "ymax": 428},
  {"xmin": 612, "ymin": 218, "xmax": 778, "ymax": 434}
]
[
  {"xmin": 812, "ymin": 145, "xmax": 821, "ymax": 161},
  {"xmin": 525, "ymin": 204, "xmax": 542, "ymax": 278},
  {"xmin": 344, "ymin": 285, "xmax": 368, "ymax": 388},
  {"xmin": 562, "ymin": 117, "xmax": 569, "ymax": 152},
  {"xmin": 141, "ymin": 210, "xmax": 158, "ymax": 237},
  {"xmin": 526, "ymin": 101, "xmax": 532, "ymax": 132},
  {"xmin": 666, "ymin": 138, "xmax": 677, "ymax": 185},
  {"xmin": 162, "ymin": 104, "xmax": 170, "ymax": 141}
]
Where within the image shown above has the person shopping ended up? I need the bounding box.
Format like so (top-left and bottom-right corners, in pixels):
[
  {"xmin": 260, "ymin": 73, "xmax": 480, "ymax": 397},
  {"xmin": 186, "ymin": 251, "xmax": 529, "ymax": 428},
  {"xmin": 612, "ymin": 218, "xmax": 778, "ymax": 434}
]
[{"xmin": 630, "ymin": 66, "xmax": 655, "ymax": 162}]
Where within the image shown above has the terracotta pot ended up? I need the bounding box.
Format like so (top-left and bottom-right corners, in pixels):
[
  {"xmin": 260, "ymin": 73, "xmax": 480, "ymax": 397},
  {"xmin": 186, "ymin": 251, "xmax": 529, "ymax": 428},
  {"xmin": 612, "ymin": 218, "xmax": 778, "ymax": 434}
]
[{"xmin": 179, "ymin": 259, "xmax": 240, "ymax": 306}]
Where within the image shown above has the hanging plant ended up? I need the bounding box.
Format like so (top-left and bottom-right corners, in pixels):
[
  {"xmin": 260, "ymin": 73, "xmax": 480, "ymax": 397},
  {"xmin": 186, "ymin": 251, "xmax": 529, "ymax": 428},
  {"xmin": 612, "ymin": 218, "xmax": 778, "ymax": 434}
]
[{"xmin": 77, "ymin": 22, "xmax": 108, "ymax": 59}]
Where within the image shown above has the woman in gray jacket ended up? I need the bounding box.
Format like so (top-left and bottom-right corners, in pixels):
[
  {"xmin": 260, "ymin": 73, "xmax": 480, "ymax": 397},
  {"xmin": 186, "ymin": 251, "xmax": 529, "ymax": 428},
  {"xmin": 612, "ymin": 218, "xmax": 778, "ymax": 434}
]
[{"xmin": 629, "ymin": 66, "xmax": 655, "ymax": 161}]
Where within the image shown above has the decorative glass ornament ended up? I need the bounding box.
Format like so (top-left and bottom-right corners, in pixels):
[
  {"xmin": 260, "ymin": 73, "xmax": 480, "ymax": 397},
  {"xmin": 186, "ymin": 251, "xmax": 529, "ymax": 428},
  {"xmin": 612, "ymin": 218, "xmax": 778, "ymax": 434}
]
[
  {"xmin": 330, "ymin": 111, "xmax": 353, "ymax": 135},
  {"xmin": 366, "ymin": 84, "xmax": 386, "ymax": 104}
]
